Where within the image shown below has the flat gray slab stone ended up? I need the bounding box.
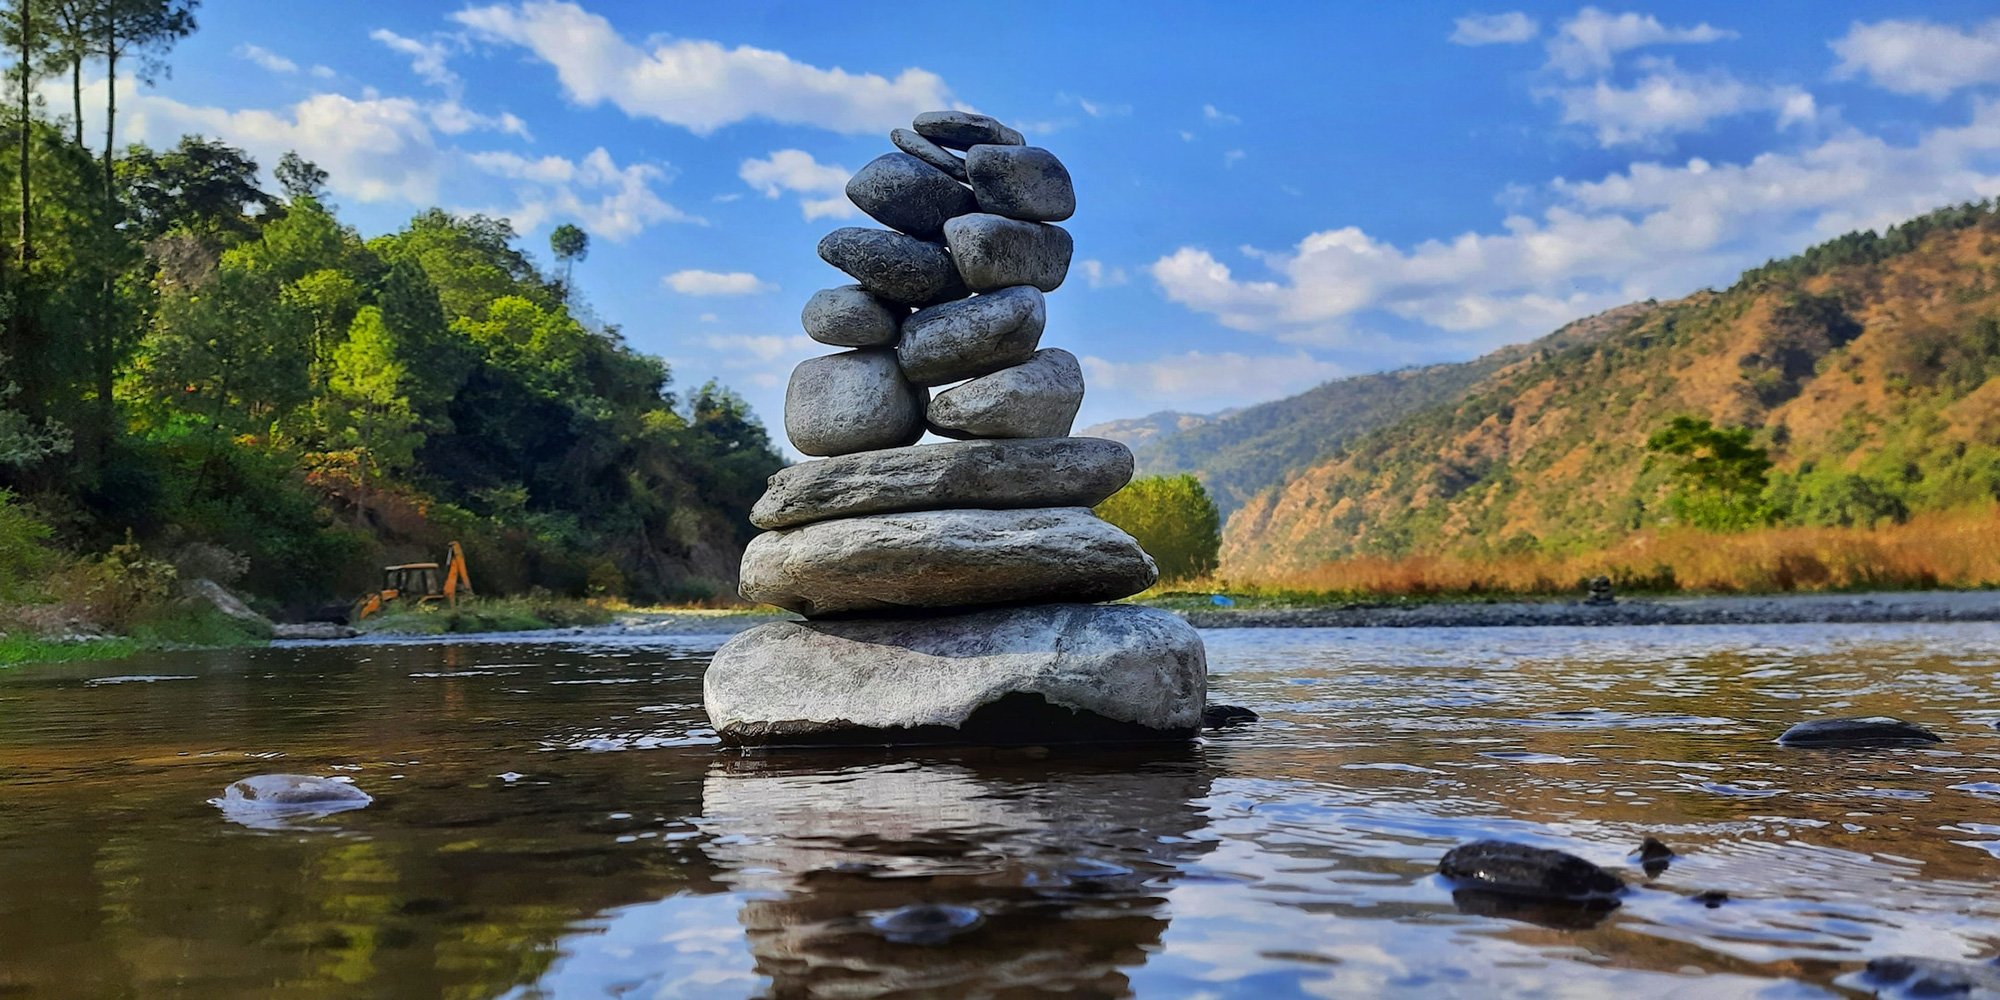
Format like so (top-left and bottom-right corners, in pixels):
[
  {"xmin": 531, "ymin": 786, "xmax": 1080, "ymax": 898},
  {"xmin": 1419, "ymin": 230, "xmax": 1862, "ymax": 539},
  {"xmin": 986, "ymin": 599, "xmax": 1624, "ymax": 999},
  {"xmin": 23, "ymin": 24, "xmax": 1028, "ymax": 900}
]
[
  {"xmin": 739, "ymin": 507, "xmax": 1158, "ymax": 616},
  {"xmin": 967, "ymin": 145, "xmax": 1075, "ymax": 222},
  {"xmin": 897, "ymin": 285, "xmax": 1045, "ymax": 386},
  {"xmin": 845, "ymin": 152, "xmax": 978, "ymax": 240},
  {"xmin": 784, "ymin": 349, "xmax": 927, "ymax": 456},
  {"xmin": 912, "ymin": 110, "xmax": 1025, "ymax": 150},
  {"xmin": 891, "ymin": 127, "xmax": 967, "ymax": 181},
  {"xmin": 943, "ymin": 214, "xmax": 1072, "ymax": 292},
  {"xmin": 704, "ymin": 602, "xmax": 1205, "ymax": 745},
  {"xmin": 930, "ymin": 348, "xmax": 1084, "ymax": 439},
  {"xmin": 801, "ymin": 285, "xmax": 903, "ymax": 348},
  {"xmin": 818, "ymin": 227, "xmax": 968, "ymax": 306},
  {"xmin": 750, "ymin": 436, "xmax": 1134, "ymax": 530}
]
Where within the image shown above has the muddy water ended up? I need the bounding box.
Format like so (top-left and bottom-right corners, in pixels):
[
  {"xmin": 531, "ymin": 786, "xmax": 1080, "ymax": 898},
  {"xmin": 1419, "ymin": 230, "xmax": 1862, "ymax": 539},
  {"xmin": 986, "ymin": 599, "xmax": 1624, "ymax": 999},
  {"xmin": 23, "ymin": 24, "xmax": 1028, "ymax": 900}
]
[{"xmin": 1, "ymin": 623, "xmax": 1997, "ymax": 998}]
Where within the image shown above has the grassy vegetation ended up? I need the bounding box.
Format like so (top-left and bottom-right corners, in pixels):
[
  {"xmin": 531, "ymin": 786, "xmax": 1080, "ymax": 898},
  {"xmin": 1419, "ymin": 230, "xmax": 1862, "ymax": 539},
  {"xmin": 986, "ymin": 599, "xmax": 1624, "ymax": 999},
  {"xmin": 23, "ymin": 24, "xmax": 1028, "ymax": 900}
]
[
  {"xmin": 1161, "ymin": 506, "xmax": 2000, "ymax": 606},
  {"xmin": 359, "ymin": 596, "xmax": 615, "ymax": 635},
  {"xmin": 0, "ymin": 635, "xmax": 145, "ymax": 667}
]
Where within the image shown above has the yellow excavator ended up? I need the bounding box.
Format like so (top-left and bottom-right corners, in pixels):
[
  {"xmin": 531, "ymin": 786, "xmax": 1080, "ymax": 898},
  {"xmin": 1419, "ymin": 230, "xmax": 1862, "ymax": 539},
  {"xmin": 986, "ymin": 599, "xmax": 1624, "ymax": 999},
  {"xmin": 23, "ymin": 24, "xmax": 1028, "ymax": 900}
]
[{"xmin": 351, "ymin": 541, "xmax": 473, "ymax": 622}]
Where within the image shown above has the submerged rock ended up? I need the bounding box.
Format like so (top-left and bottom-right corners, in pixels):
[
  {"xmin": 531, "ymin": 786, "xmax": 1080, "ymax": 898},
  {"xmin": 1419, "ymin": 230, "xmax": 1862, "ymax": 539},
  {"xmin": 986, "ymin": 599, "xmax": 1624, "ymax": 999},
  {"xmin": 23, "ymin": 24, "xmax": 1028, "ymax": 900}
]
[
  {"xmin": 1202, "ymin": 704, "xmax": 1259, "ymax": 729},
  {"xmin": 212, "ymin": 774, "xmax": 371, "ymax": 830},
  {"xmin": 1776, "ymin": 716, "xmax": 1942, "ymax": 748},
  {"xmin": 1437, "ymin": 840, "xmax": 1624, "ymax": 901},
  {"xmin": 703, "ymin": 603, "xmax": 1206, "ymax": 746},
  {"xmin": 1851, "ymin": 955, "xmax": 2000, "ymax": 998},
  {"xmin": 868, "ymin": 903, "xmax": 985, "ymax": 944},
  {"xmin": 1635, "ymin": 837, "xmax": 1674, "ymax": 878}
]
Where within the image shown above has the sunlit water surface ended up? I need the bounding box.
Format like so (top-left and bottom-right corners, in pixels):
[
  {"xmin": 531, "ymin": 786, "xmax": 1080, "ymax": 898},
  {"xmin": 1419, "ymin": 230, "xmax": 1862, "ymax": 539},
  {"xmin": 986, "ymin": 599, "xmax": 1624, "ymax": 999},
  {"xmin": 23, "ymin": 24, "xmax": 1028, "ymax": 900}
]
[{"xmin": 2, "ymin": 623, "xmax": 1998, "ymax": 998}]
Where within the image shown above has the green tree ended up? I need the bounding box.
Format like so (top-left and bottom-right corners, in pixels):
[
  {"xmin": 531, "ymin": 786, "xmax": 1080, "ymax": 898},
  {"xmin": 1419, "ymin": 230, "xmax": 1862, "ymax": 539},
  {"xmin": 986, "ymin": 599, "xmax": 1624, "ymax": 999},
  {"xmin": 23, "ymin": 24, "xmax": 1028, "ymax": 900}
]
[
  {"xmin": 548, "ymin": 222, "xmax": 586, "ymax": 301},
  {"xmin": 274, "ymin": 150, "xmax": 327, "ymax": 203},
  {"xmin": 324, "ymin": 306, "xmax": 419, "ymax": 524},
  {"xmin": 1646, "ymin": 416, "xmax": 1773, "ymax": 531},
  {"xmin": 1095, "ymin": 473, "xmax": 1222, "ymax": 583},
  {"xmin": 0, "ymin": 351, "xmax": 66, "ymax": 465}
]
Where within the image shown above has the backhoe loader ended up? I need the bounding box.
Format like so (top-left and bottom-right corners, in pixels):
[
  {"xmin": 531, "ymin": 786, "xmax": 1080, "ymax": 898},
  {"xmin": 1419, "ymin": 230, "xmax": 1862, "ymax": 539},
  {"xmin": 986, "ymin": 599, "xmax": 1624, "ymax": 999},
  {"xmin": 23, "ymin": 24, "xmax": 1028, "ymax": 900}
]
[{"xmin": 351, "ymin": 541, "xmax": 473, "ymax": 622}]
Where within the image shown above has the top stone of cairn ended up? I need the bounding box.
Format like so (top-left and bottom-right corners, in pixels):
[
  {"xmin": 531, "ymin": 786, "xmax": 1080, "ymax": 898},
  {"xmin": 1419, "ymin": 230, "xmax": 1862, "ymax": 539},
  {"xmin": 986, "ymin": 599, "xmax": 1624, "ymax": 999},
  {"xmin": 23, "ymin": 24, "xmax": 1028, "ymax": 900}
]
[{"xmin": 912, "ymin": 110, "xmax": 1025, "ymax": 150}]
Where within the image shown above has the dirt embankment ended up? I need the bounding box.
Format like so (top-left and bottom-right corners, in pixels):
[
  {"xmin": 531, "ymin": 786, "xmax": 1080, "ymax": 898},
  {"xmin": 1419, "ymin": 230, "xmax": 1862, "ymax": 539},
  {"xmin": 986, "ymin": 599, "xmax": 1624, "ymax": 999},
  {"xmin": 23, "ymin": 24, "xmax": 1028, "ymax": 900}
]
[{"xmin": 1181, "ymin": 590, "xmax": 2000, "ymax": 629}]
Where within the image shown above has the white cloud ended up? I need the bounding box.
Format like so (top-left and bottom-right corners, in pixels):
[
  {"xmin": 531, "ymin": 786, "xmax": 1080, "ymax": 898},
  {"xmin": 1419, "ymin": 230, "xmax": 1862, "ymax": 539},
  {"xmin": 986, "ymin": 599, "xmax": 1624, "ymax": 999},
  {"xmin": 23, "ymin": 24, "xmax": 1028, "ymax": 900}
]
[
  {"xmin": 1223, "ymin": 149, "xmax": 1246, "ymax": 168},
  {"xmin": 369, "ymin": 28, "xmax": 460, "ymax": 89},
  {"xmin": 468, "ymin": 147, "xmax": 700, "ymax": 239},
  {"xmin": 1549, "ymin": 62, "xmax": 1817, "ymax": 147},
  {"xmin": 1451, "ymin": 12, "xmax": 1539, "ymax": 46},
  {"xmin": 429, "ymin": 100, "xmax": 531, "ymax": 138},
  {"xmin": 310, "ymin": 65, "xmax": 336, "ymax": 80},
  {"xmin": 453, "ymin": 1, "xmax": 953, "ymax": 135},
  {"xmin": 738, "ymin": 149, "xmax": 856, "ymax": 220},
  {"xmin": 1831, "ymin": 18, "xmax": 2000, "ymax": 99},
  {"xmin": 1202, "ymin": 103, "xmax": 1240, "ymax": 125},
  {"xmin": 237, "ymin": 44, "xmax": 297, "ymax": 74},
  {"xmin": 664, "ymin": 270, "xmax": 776, "ymax": 296},
  {"xmin": 1546, "ymin": 7, "xmax": 1735, "ymax": 78},
  {"xmin": 700, "ymin": 333, "xmax": 813, "ymax": 363},
  {"xmin": 1149, "ymin": 99, "xmax": 2000, "ymax": 352},
  {"xmin": 1078, "ymin": 260, "xmax": 1129, "ymax": 289},
  {"xmin": 1081, "ymin": 351, "xmax": 1346, "ymax": 412},
  {"xmin": 1179, "ymin": 129, "xmax": 1196, "ymax": 142},
  {"xmin": 1060, "ymin": 92, "xmax": 1130, "ymax": 117}
]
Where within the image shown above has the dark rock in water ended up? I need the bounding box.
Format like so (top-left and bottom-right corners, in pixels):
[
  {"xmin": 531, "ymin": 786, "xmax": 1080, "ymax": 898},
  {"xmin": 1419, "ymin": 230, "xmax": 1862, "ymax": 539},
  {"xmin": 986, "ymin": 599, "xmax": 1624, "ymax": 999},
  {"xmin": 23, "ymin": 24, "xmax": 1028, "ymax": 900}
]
[
  {"xmin": 1438, "ymin": 840, "xmax": 1624, "ymax": 900},
  {"xmin": 868, "ymin": 903, "xmax": 984, "ymax": 944},
  {"xmin": 211, "ymin": 774, "xmax": 371, "ymax": 830},
  {"xmin": 1854, "ymin": 955, "xmax": 2000, "ymax": 997},
  {"xmin": 1449, "ymin": 889, "xmax": 1618, "ymax": 930},
  {"xmin": 1635, "ymin": 836, "xmax": 1674, "ymax": 877},
  {"xmin": 1203, "ymin": 704, "xmax": 1259, "ymax": 729},
  {"xmin": 1777, "ymin": 716, "xmax": 1942, "ymax": 748},
  {"xmin": 1691, "ymin": 890, "xmax": 1729, "ymax": 908}
]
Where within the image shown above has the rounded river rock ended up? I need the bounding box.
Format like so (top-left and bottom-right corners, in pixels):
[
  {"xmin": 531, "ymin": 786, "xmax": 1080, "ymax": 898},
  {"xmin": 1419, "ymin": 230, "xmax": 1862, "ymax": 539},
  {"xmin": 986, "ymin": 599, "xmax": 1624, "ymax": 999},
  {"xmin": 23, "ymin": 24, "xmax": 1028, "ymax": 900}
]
[
  {"xmin": 966, "ymin": 145, "xmax": 1075, "ymax": 222},
  {"xmin": 750, "ymin": 436, "xmax": 1134, "ymax": 530},
  {"xmin": 845, "ymin": 152, "xmax": 978, "ymax": 240},
  {"xmin": 801, "ymin": 285, "xmax": 904, "ymax": 348},
  {"xmin": 817, "ymin": 227, "xmax": 968, "ymax": 306},
  {"xmin": 1437, "ymin": 840, "xmax": 1625, "ymax": 900},
  {"xmin": 943, "ymin": 214, "xmax": 1073, "ymax": 292},
  {"xmin": 911, "ymin": 110, "xmax": 1024, "ymax": 150},
  {"xmin": 1776, "ymin": 716, "xmax": 1942, "ymax": 748},
  {"xmin": 929, "ymin": 348, "xmax": 1084, "ymax": 440},
  {"xmin": 739, "ymin": 507, "xmax": 1158, "ymax": 616},
  {"xmin": 896, "ymin": 285, "xmax": 1046, "ymax": 386},
  {"xmin": 890, "ymin": 127, "xmax": 967, "ymax": 181},
  {"xmin": 783, "ymin": 349, "xmax": 927, "ymax": 457}
]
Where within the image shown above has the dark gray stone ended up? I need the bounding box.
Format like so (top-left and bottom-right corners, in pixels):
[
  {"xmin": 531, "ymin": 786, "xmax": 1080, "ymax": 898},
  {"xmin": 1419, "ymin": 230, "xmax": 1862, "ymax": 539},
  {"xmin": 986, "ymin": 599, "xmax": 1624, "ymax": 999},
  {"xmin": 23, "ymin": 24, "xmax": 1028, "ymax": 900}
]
[
  {"xmin": 844, "ymin": 152, "xmax": 978, "ymax": 240},
  {"xmin": 1776, "ymin": 716, "xmax": 1942, "ymax": 748},
  {"xmin": 1437, "ymin": 840, "xmax": 1625, "ymax": 900},
  {"xmin": 817, "ymin": 227, "xmax": 968, "ymax": 306},
  {"xmin": 783, "ymin": 349, "xmax": 927, "ymax": 457},
  {"xmin": 891, "ymin": 127, "xmax": 967, "ymax": 181},
  {"xmin": 869, "ymin": 904, "xmax": 985, "ymax": 944},
  {"xmin": 896, "ymin": 285, "xmax": 1045, "ymax": 386},
  {"xmin": 739, "ymin": 507, "xmax": 1158, "ymax": 616},
  {"xmin": 1855, "ymin": 956, "xmax": 2000, "ymax": 997},
  {"xmin": 1202, "ymin": 704, "xmax": 1259, "ymax": 729},
  {"xmin": 966, "ymin": 145, "xmax": 1075, "ymax": 222},
  {"xmin": 929, "ymin": 348, "xmax": 1084, "ymax": 439},
  {"xmin": 943, "ymin": 214, "xmax": 1073, "ymax": 292},
  {"xmin": 801, "ymin": 285, "xmax": 903, "ymax": 348},
  {"xmin": 749, "ymin": 436, "xmax": 1134, "ymax": 530},
  {"xmin": 912, "ymin": 110, "xmax": 1024, "ymax": 150},
  {"xmin": 703, "ymin": 603, "xmax": 1206, "ymax": 744}
]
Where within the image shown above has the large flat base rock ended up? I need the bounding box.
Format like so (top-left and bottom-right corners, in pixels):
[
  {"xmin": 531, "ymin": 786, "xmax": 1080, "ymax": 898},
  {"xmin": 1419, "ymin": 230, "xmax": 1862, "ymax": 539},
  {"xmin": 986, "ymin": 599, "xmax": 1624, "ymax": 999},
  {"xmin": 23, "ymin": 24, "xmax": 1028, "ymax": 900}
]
[{"xmin": 704, "ymin": 603, "xmax": 1205, "ymax": 746}]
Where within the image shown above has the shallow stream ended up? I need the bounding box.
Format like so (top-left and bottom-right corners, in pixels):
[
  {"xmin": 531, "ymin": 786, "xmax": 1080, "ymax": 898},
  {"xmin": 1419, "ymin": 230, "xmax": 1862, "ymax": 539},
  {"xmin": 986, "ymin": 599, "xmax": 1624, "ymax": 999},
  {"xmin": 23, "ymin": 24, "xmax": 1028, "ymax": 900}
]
[{"xmin": 2, "ymin": 623, "xmax": 1997, "ymax": 997}]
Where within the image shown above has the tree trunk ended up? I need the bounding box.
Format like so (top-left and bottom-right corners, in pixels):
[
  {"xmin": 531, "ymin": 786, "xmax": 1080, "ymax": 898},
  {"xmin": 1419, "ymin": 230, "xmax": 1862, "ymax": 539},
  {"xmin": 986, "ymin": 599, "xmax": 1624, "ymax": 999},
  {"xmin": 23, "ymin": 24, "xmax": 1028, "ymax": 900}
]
[
  {"xmin": 102, "ymin": 13, "xmax": 114, "ymax": 211},
  {"xmin": 19, "ymin": 0, "xmax": 33, "ymax": 269}
]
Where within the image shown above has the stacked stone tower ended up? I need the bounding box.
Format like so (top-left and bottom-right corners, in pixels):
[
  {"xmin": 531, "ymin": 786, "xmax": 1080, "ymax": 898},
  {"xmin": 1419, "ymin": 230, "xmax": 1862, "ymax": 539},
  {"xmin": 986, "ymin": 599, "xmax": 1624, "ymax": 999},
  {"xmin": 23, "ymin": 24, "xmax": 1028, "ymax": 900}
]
[{"xmin": 703, "ymin": 110, "xmax": 1207, "ymax": 747}]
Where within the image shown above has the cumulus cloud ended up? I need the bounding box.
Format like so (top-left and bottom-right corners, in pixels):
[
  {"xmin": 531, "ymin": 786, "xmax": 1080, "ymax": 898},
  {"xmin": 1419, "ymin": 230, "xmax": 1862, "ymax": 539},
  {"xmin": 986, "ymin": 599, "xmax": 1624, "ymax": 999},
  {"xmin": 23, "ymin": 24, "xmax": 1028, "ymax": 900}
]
[
  {"xmin": 1549, "ymin": 62, "xmax": 1817, "ymax": 147},
  {"xmin": 237, "ymin": 44, "xmax": 297, "ymax": 74},
  {"xmin": 1149, "ymin": 99, "xmax": 2000, "ymax": 352},
  {"xmin": 1450, "ymin": 12, "xmax": 1538, "ymax": 46},
  {"xmin": 1831, "ymin": 18, "xmax": 2000, "ymax": 99},
  {"xmin": 1546, "ymin": 7, "xmax": 1735, "ymax": 78},
  {"xmin": 1078, "ymin": 260, "xmax": 1129, "ymax": 289},
  {"xmin": 467, "ymin": 147, "xmax": 700, "ymax": 239},
  {"xmin": 664, "ymin": 270, "xmax": 777, "ymax": 296},
  {"xmin": 453, "ymin": 1, "xmax": 953, "ymax": 135},
  {"xmin": 700, "ymin": 333, "xmax": 813, "ymax": 363},
  {"xmin": 369, "ymin": 28, "xmax": 461, "ymax": 89},
  {"xmin": 739, "ymin": 149, "xmax": 856, "ymax": 220},
  {"xmin": 1081, "ymin": 351, "xmax": 1347, "ymax": 413}
]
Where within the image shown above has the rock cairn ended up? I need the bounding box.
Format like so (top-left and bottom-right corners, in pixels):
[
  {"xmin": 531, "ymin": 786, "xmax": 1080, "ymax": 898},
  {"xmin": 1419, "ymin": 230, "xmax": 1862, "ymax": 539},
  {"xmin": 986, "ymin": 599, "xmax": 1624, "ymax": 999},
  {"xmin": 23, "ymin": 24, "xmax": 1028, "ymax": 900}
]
[{"xmin": 704, "ymin": 110, "xmax": 1207, "ymax": 747}]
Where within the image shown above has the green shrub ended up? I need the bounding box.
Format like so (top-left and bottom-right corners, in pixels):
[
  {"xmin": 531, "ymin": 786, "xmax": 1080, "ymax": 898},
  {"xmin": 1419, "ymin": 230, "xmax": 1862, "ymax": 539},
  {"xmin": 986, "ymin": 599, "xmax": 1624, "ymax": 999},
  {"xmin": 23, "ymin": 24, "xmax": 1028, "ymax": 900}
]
[{"xmin": 1095, "ymin": 474, "xmax": 1223, "ymax": 583}]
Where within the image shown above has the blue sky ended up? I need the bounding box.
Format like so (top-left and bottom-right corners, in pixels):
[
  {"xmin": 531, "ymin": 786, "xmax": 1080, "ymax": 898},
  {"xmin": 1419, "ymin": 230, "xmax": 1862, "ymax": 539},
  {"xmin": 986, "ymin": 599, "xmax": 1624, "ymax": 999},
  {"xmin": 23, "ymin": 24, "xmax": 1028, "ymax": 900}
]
[{"xmin": 86, "ymin": 1, "xmax": 2000, "ymax": 437}]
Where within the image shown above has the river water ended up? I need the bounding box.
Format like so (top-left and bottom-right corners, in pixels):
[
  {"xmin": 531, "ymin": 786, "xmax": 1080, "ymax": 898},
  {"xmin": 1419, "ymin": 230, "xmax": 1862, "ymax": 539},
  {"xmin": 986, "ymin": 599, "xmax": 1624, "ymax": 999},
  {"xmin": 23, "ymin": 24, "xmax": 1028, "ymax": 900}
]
[{"xmin": 2, "ymin": 623, "xmax": 1997, "ymax": 998}]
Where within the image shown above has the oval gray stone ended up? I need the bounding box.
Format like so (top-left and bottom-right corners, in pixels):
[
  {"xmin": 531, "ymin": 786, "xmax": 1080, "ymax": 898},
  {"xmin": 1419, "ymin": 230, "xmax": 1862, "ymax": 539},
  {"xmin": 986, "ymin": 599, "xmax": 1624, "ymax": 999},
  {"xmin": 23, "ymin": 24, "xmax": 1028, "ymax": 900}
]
[
  {"xmin": 896, "ymin": 285, "xmax": 1045, "ymax": 386},
  {"xmin": 817, "ymin": 227, "xmax": 969, "ymax": 306},
  {"xmin": 783, "ymin": 349, "xmax": 928, "ymax": 457},
  {"xmin": 942, "ymin": 214, "xmax": 1073, "ymax": 292},
  {"xmin": 912, "ymin": 110, "xmax": 1025, "ymax": 150},
  {"xmin": 891, "ymin": 127, "xmax": 966, "ymax": 181},
  {"xmin": 1776, "ymin": 716, "xmax": 1942, "ymax": 747},
  {"xmin": 750, "ymin": 436, "xmax": 1134, "ymax": 530},
  {"xmin": 704, "ymin": 603, "xmax": 1205, "ymax": 745},
  {"xmin": 966, "ymin": 145, "xmax": 1075, "ymax": 222},
  {"xmin": 1438, "ymin": 840, "xmax": 1625, "ymax": 900},
  {"xmin": 930, "ymin": 348, "xmax": 1084, "ymax": 440},
  {"xmin": 740, "ymin": 507, "xmax": 1158, "ymax": 616},
  {"xmin": 845, "ymin": 152, "xmax": 978, "ymax": 240},
  {"xmin": 801, "ymin": 285, "xmax": 903, "ymax": 348}
]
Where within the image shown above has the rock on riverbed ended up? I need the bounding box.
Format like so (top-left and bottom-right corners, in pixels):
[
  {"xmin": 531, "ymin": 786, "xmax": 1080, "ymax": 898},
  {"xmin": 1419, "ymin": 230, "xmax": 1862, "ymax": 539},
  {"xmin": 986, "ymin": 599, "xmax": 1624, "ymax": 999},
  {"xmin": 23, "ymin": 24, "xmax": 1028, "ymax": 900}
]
[
  {"xmin": 1437, "ymin": 840, "xmax": 1625, "ymax": 900},
  {"xmin": 211, "ymin": 774, "xmax": 372, "ymax": 830},
  {"xmin": 1776, "ymin": 716, "xmax": 1942, "ymax": 748}
]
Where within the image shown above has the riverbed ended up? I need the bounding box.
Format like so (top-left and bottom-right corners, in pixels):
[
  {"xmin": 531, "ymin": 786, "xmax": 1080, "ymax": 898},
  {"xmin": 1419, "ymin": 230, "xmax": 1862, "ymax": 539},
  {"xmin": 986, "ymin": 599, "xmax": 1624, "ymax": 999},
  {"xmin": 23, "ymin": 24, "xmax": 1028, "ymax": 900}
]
[{"xmin": 2, "ymin": 623, "xmax": 1996, "ymax": 997}]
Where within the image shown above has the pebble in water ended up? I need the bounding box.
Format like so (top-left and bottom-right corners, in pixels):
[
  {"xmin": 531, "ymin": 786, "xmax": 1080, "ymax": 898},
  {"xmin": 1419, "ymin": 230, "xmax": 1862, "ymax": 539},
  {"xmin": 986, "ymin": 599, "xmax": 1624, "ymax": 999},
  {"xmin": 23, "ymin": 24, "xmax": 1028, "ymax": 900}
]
[
  {"xmin": 867, "ymin": 903, "xmax": 985, "ymax": 944},
  {"xmin": 1202, "ymin": 703, "xmax": 1259, "ymax": 729},
  {"xmin": 1437, "ymin": 840, "xmax": 1625, "ymax": 900},
  {"xmin": 211, "ymin": 774, "xmax": 372, "ymax": 830},
  {"xmin": 1634, "ymin": 836, "xmax": 1674, "ymax": 877},
  {"xmin": 1848, "ymin": 955, "xmax": 2000, "ymax": 998},
  {"xmin": 1776, "ymin": 716, "xmax": 1943, "ymax": 748}
]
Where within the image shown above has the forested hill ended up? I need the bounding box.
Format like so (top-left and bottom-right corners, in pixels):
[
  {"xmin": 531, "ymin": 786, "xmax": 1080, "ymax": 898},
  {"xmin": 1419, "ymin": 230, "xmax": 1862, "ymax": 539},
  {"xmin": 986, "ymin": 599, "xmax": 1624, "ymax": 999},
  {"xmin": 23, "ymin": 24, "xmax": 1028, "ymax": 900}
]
[
  {"xmin": 0, "ymin": 108, "xmax": 779, "ymax": 603},
  {"xmin": 1218, "ymin": 202, "xmax": 2000, "ymax": 575},
  {"xmin": 1083, "ymin": 302, "xmax": 1655, "ymax": 515}
]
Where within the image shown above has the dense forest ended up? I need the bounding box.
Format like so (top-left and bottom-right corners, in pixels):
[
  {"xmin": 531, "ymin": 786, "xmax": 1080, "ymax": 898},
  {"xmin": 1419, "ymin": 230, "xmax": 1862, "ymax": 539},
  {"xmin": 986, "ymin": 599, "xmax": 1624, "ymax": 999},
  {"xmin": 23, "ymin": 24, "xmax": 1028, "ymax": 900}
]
[{"xmin": 0, "ymin": 0, "xmax": 781, "ymax": 618}]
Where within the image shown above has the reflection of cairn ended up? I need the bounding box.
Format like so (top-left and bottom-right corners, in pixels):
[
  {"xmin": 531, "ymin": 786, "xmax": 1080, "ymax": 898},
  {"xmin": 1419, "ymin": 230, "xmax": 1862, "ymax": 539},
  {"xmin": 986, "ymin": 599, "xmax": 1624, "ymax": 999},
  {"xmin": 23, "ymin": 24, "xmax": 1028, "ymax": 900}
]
[
  {"xmin": 705, "ymin": 111, "xmax": 1206, "ymax": 746},
  {"xmin": 1584, "ymin": 575, "xmax": 1615, "ymax": 606}
]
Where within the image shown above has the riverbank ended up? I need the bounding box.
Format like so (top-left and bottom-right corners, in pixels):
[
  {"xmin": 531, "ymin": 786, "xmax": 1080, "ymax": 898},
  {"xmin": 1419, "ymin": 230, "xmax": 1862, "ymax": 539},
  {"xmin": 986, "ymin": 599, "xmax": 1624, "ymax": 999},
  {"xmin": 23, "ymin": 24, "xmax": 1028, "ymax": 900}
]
[{"xmin": 1176, "ymin": 588, "xmax": 2000, "ymax": 628}]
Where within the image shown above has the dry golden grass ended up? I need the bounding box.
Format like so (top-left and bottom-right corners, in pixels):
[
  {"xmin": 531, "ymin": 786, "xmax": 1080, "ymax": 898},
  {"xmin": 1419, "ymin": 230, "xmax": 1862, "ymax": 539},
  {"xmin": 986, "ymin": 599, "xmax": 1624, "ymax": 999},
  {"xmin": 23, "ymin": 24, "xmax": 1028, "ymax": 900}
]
[{"xmin": 1196, "ymin": 504, "xmax": 2000, "ymax": 600}]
